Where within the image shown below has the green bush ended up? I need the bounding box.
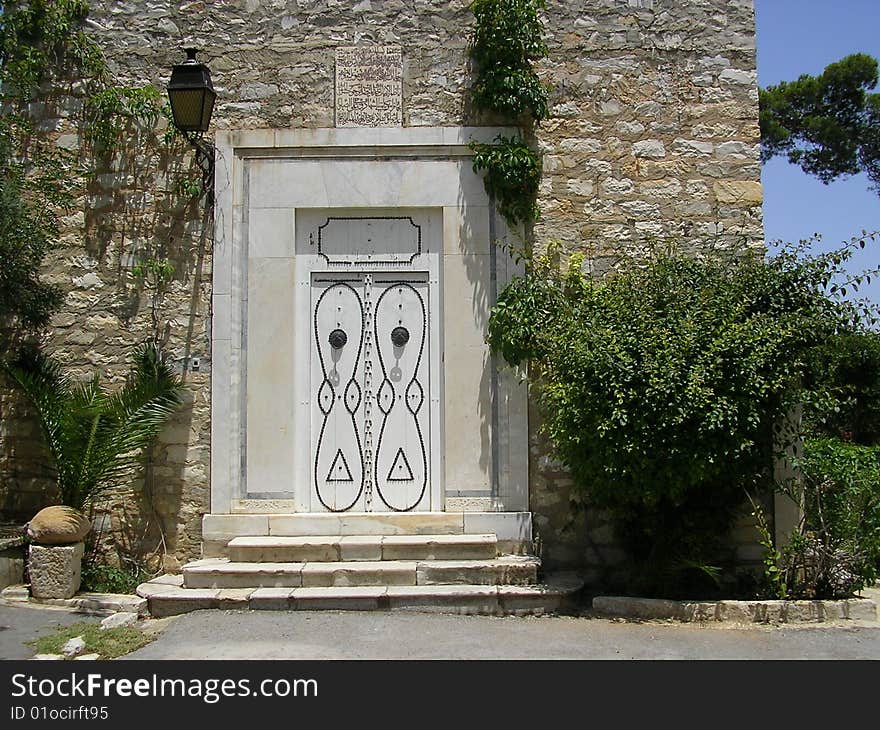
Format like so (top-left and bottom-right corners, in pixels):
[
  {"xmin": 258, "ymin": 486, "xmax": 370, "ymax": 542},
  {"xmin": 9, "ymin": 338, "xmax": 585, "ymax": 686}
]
[
  {"xmin": 80, "ymin": 562, "xmax": 145, "ymax": 595},
  {"xmin": 488, "ymin": 242, "xmax": 870, "ymax": 596},
  {"xmin": 807, "ymin": 331, "xmax": 880, "ymax": 444},
  {"xmin": 776, "ymin": 437, "xmax": 880, "ymax": 598}
]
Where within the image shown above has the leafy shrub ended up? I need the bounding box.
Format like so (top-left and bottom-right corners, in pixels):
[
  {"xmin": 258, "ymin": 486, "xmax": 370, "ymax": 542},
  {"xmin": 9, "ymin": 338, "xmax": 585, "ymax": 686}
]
[
  {"xmin": 488, "ymin": 241, "xmax": 872, "ymax": 596},
  {"xmin": 806, "ymin": 331, "xmax": 880, "ymax": 444},
  {"xmin": 81, "ymin": 562, "xmax": 145, "ymax": 595},
  {"xmin": 775, "ymin": 437, "xmax": 880, "ymax": 598}
]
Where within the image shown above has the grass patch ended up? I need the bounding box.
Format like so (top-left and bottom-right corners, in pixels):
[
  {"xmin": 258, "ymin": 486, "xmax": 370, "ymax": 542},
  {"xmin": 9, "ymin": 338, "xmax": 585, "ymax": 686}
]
[{"xmin": 27, "ymin": 621, "xmax": 154, "ymax": 659}]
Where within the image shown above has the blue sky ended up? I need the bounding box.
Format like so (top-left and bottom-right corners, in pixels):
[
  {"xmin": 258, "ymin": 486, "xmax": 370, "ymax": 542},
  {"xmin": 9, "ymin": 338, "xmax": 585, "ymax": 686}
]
[{"xmin": 754, "ymin": 0, "xmax": 880, "ymax": 306}]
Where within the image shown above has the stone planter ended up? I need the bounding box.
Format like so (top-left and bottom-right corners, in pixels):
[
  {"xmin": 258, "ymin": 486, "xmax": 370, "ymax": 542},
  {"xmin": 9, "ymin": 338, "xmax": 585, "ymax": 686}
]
[{"xmin": 28, "ymin": 543, "xmax": 84, "ymax": 599}]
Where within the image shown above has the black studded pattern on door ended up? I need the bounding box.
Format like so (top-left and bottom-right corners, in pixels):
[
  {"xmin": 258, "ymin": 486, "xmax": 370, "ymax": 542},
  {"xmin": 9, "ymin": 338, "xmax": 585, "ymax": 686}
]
[{"xmin": 311, "ymin": 274, "xmax": 430, "ymax": 512}]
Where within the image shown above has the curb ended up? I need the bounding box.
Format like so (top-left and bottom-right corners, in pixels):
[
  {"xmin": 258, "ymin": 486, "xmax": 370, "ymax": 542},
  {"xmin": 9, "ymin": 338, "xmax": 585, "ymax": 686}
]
[
  {"xmin": 592, "ymin": 595, "xmax": 878, "ymax": 624},
  {"xmin": 0, "ymin": 584, "xmax": 147, "ymax": 617}
]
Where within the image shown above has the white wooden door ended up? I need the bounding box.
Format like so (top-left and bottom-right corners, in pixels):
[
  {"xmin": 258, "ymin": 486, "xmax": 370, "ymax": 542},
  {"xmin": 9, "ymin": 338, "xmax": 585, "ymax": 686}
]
[{"xmin": 310, "ymin": 273, "xmax": 432, "ymax": 512}]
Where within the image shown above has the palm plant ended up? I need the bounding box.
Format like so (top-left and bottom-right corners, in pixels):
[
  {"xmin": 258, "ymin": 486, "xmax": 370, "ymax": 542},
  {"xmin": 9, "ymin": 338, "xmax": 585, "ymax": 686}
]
[{"xmin": 6, "ymin": 342, "xmax": 184, "ymax": 510}]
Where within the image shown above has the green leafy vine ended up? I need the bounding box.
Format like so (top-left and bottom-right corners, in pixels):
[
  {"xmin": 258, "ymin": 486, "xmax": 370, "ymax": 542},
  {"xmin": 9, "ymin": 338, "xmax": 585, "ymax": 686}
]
[
  {"xmin": 469, "ymin": 0, "xmax": 549, "ymax": 121},
  {"xmin": 469, "ymin": 136, "xmax": 542, "ymax": 226},
  {"xmin": 468, "ymin": 0, "xmax": 548, "ymax": 229}
]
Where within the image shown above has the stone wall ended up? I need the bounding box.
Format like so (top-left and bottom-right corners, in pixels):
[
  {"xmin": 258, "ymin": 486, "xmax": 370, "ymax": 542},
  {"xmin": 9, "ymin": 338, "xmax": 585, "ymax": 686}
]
[{"xmin": 0, "ymin": 0, "xmax": 763, "ymax": 580}]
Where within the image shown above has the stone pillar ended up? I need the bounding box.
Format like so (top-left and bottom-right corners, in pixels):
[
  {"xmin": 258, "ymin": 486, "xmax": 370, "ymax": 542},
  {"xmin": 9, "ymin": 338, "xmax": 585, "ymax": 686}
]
[
  {"xmin": 28, "ymin": 543, "xmax": 84, "ymax": 599},
  {"xmin": 773, "ymin": 405, "xmax": 804, "ymax": 550}
]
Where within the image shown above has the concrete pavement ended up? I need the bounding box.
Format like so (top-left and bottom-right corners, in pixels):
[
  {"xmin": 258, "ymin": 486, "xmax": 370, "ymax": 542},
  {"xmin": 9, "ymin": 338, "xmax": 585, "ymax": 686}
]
[
  {"xmin": 0, "ymin": 604, "xmax": 102, "ymax": 660},
  {"xmin": 2, "ymin": 601, "xmax": 879, "ymax": 660},
  {"xmin": 123, "ymin": 609, "xmax": 880, "ymax": 660}
]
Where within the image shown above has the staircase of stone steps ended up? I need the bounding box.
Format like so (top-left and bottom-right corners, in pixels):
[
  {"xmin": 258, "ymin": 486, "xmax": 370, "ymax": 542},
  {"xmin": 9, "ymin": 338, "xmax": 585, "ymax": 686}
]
[{"xmin": 137, "ymin": 533, "xmax": 583, "ymax": 617}]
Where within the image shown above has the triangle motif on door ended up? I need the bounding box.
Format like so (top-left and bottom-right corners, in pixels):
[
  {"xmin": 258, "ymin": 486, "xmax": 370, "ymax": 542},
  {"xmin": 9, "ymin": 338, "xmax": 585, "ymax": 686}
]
[
  {"xmin": 326, "ymin": 449, "xmax": 353, "ymax": 483},
  {"xmin": 387, "ymin": 447, "xmax": 414, "ymax": 482}
]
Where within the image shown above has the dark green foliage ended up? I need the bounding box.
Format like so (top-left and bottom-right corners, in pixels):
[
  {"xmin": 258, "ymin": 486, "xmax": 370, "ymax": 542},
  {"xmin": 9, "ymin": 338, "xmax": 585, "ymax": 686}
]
[
  {"xmin": 5, "ymin": 343, "xmax": 184, "ymax": 510},
  {"xmin": 806, "ymin": 331, "xmax": 880, "ymax": 444},
  {"xmin": 0, "ymin": 1, "xmax": 106, "ymax": 355},
  {"xmin": 0, "ymin": 120, "xmax": 66, "ymax": 353},
  {"xmin": 778, "ymin": 438, "xmax": 880, "ymax": 598},
  {"xmin": 488, "ymin": 241, "xmax": 873, "ymax": 596},
  {"xmin": 469, "ymin": 0, "xmax": 549, "ymax": 121},
  {"xmin": 0, "ymin": 0, "xmax": 104, "ymax": 98},
  {"xmin": 760, "ymin": 53, "xmax": 880, "ymax": 192},
  {"xmin": 80, "ymin": 562, "xmax": 145, "ymax": 594},
  {"xmin": 470, "ymin": 136, "xmax": 542, "ymax": 226}
]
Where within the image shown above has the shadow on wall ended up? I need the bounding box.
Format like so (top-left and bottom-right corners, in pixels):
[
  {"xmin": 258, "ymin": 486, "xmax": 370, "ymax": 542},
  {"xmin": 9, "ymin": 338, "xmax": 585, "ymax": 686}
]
[
  {"xmin": 0, "ymin": 83, "xmax": 211, "ymax": 569},
  {"xmin": 0, "ymin": 378, "xmax": 59, "ymax": 523}
]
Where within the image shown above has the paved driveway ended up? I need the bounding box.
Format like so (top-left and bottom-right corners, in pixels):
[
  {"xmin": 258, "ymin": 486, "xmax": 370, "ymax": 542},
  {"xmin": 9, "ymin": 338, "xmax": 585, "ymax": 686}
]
[
  {"xmin": 122, "ymin": 609, "xmax": 880, "ymax": 660},
  {"xmin": 0, "ymin": 604, "xmax": 102, "ymax": 660},
  {"xmin": 3, "ymin": 602, "xmax": 879, "ymax": 660}
]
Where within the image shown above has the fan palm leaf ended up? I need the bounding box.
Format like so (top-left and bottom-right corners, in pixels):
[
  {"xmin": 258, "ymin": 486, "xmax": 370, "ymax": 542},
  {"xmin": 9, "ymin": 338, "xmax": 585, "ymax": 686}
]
[{"xmin": 6, "ymin": 342, "xmax": 184, "ymax": 510}]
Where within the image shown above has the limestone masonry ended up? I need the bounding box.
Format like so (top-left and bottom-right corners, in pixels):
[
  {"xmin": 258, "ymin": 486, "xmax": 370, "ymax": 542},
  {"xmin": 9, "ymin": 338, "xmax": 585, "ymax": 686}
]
[{"xmin": 0, "ymin": 0, "xmax": 763, "ymax": 584}]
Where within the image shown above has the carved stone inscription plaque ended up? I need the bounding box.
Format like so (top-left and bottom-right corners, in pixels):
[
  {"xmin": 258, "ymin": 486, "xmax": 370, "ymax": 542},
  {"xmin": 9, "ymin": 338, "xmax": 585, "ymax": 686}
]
[{"xmin": 335, "ymin": 46, "xmax": 402, "ymax": 127}]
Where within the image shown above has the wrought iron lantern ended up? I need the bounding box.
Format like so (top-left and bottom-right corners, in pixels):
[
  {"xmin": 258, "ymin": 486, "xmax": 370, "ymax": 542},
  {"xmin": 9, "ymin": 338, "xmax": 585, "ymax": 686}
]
[
  {"xmin": 167, "ymin": 48, "xmax": 216, "ymax": 207},
  {"xmin": 167, "ymin": 48, "xmax": 216, "ymax": 132}
]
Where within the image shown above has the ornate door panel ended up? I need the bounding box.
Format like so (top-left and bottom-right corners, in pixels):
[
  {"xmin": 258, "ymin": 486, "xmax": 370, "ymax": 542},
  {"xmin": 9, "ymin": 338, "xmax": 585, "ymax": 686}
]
[
  {"xmin": 310, "ymin": 273, "xmax": 432, "ymax": 512},
  {"xmin": 372, "ymin": 277, "xmax": 430, "ymax": 512},
  {"xmin": 311, "ymin": 277, "xmax": 366, "ymax": 511}
]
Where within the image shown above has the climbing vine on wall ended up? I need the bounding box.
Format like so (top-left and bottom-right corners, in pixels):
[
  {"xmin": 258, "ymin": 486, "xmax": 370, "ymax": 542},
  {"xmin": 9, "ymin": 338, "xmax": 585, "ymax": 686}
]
[
  {"xmin": 0, "ymin": 0, "xmax": 203, "ymax": 358},
  {"xmin": 468, "ymin": 0, "xmax": 548, "ymax": 229},
  {"xmin": 469, "ymin": 0, "xmax": 549, "ymax": 121},
  {"xmin": 470, "ymin": 136, "xmax": 542, "ymax": 226},
  {"xmin": 0, "ymin": 0, "xmax": 105, "ymax": 354}
]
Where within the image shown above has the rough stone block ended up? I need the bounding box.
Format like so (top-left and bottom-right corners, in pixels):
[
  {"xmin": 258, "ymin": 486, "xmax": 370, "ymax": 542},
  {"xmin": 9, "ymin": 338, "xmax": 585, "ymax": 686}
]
[
  {"xmin": 338, "ymin": 536, "xmax": 382, "ymax": 561},
  {"xmin": 148, "ymin": 589, "xmax": 219, "ymax": 618},
  {"xmin": 713, "ymin": 180, "xmax": 762, "ymax": 204},
  {"xmin": 292, "ymin": 586, "xmax": 385, "ymax": 611},
  {"xmin": 248, "ymin": 587, "xmax": 294, "ymax": 610},
  {"xmin": 217, "ymin": 588, "xmax": 255, "ymax": 610},
  {"xmin": 386, "ymin": 585, "xmax": 499, "ymax": 615},
  {"xmin": 184, "ymin": 561, "xmax": 304, "ymax": 589},
  {"xmin": 381, "ymin": 534, "xmax": 496, "ymax": 561},
  {"xmin": 28, "ymin": 543, "xmax": 84, "ymax": 599},
  {"xmin": 301, "ymin": 561, "xmax": 417, "ymax": 587},
  {"xmin": 100, "ymin": 612, "xmax": 138, "ymax": 630},
  {"xmin": 846, "ymin": 598, "xmax": 878, "ymax": 621},
  {"xmin": 229, "ymin": 536, "xmax": 340, "ymax": 563}
]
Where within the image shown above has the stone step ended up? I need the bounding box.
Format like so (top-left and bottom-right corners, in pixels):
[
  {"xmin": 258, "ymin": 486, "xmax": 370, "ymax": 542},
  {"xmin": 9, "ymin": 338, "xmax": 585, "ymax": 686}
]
[
  {"xmin": 227, "ymin": 534, "xmax": 498, "ymax": 563},
  {"xmin": 182, "ymin": 556, "xmax": 539, "ymax": 589},
  {"xmin": 138, "ymin": 573, "xmax": 583, "ymax": 617},
  {"xmin": 201, "ymin": 511, "xmax": 533, "ymax": 557}
]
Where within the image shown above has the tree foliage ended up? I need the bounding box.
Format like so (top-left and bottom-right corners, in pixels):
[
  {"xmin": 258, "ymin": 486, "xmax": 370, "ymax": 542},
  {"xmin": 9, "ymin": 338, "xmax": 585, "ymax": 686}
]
[
  {"xmin": 784, "ymin": 438, "xmax": 880, "ymax": 598},
  {"xmin": 759, "ymin": 53, "xmax": 880, "ymax": 192}
]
